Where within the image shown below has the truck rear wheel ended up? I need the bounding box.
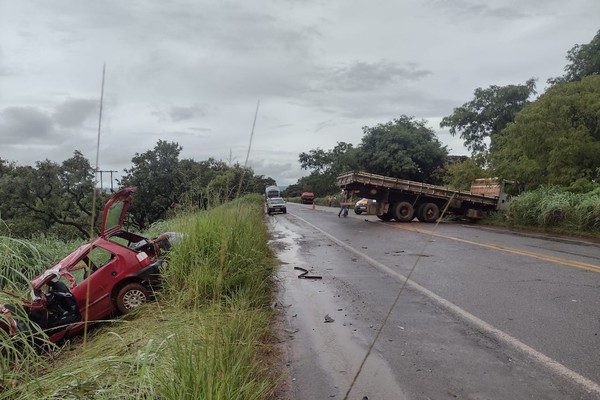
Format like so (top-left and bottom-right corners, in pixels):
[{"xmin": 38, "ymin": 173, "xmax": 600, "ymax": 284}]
[
  {"xmin": 392, "ymin": 201, "xmax": 414, "ymax": 222},
  {"xmin": 417, "ymin": 202, "xmax": 440, "ymax": 223}
]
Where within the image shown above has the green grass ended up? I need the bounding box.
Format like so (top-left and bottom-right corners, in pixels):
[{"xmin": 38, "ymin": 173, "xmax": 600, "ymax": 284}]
[
  {"xmin": 0, "ymin": 195, "xmax": 281, "ymax": 399},
  {"xmin": 483, "ymin": 186, "xmax": 600, "ymax": 239}
]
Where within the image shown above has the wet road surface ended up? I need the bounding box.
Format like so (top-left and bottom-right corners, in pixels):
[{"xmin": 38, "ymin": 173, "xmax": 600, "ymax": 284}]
[{"xmin": 271, "ymin": 202, "xmax": 600, "ymax": 400}]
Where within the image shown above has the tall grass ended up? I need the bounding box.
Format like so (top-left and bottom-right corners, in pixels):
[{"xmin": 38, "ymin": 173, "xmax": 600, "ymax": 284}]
[
  {"xmin": 507, "ymin": 185, "xmax": 600, "ymax": 235},
  {"xmin": 163, "ymin": 195, "xmax": 274, "ymax": 308},
  {"xmin": 0, "ymin": 234, "xmax": 79, "ymax": 291},
  {"xmin": 0, "ymin": 233, "xmax": 74, "ymax": 396},
  {"xmin": 1, "ymin": 195, "xmax": 280, "ymax": 399},
  {"xmin": 154, "ymin": 305, "xmax": 275, "ymax": 400}
]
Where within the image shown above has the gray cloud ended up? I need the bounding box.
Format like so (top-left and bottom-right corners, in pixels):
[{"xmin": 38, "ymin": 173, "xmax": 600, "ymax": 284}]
[
  {"xmin": 53, "ymin": 98, "xmax": 98, "ymax": 128},
  {"xmin": 428, "ymin": 0, "xmax": 530, "ymax": 20},
  {"xmin": 168, "ymin": 106, "xmax": 207, "ymax": 122},
  {"xmin": 325, "ymin": 61, "xmax": 432, "ymax": 92},
  {"xmin": 1, "ymin": 0, "xmax": 598, "ymax": 186},
  {"xmin": 1, "ymin": 107, "xmax": 54, "ymax": 143}
]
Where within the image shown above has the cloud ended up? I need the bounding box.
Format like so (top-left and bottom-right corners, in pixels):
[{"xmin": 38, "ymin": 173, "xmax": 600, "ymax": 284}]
[
  {"xmin": 0, "ymin": 107, "xmax": 54, "ymax": 144},
  {"xmin": 168, "ymin": 106, "xmax": 207, "ymax": 122},
  {"xmin": 1, "ymin": 0, "xmax": 599, "ymax": 187},
  {"xmin": 325, "ymin": 60, "xmax": 432, "ymax": 92},
  {"xmin": 53, "ymin": 98, "xmax": 98, "ymax": 128},
  {"xmin": 428, "ymin": 0, "xmax": 531, "ymax": 20}
]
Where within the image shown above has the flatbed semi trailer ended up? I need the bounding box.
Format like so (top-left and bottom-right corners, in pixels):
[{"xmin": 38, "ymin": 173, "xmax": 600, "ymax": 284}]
[{"xmin": 336, "ymin": 171, "xmax": 509, "ymax": 222}]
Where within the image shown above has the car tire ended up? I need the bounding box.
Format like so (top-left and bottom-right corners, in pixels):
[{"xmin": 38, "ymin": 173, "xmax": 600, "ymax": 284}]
[
  {"xmin": 355, "ymin": 209, "xmax": 362, "ymax": 215},
  {"xmin": 116, "ymin": 283, "xmax": 149, "ymax": 314}
]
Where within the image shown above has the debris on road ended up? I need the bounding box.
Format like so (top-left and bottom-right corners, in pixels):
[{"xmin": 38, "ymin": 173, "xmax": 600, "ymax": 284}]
[{"xmin": 294, "ymin": 266, "xmax": 322, "ymax": 279}]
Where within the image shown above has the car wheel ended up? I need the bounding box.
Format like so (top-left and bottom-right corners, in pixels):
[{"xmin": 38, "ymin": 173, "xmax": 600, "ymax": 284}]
[{"xmin": 116, "ymin": 283, "xmax": 149, "ymax": 314}]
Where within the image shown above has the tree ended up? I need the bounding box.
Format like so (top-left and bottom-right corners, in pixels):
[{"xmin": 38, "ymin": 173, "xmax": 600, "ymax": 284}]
[
  {"xmin": 0, "ymin": 151, "xmax": 99, "ymax": 239},
  {"xmin": 298, "ymin": 142, "xmax": 360, "ymax": 195},
  {"xmin": 440, "ymin": 79, "xmax": 537, "ymax": 153},
  {"xmin": 121, "ymin": 141, "xmax": 277, "ymax": 228},
  {"xmin": 281, "ymin": 172, "xmax": 335, "ymax": 198},
  {"xmin": 491, "ymin": 75, "xmax": 600, "ymax": 192},
  {"xmin": 121, "ymin": 140, "xmax": 185, "ymax": 229},
  {"xmin": 442, "ymin": 154, "xmax": 489, "ymax": 191},
  {"xmin": 548, "ymin": 29, "xmax": 600, "ymax": 85},
  {"xmin": 358, "ymin": 116, "xmax": 448, "ymax": 183}
]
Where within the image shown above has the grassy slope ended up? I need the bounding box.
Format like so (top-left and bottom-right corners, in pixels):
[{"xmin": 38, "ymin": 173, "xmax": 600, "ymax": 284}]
[{"xmin": 1, "ymin": 195, "xmax": 281, "ymax": 399}]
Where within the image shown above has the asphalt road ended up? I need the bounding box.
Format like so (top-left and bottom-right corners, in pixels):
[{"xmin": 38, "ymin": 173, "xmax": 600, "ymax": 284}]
[{"xmin": 271, "ymin": 202, "xmax": 600, "ymax": 400}]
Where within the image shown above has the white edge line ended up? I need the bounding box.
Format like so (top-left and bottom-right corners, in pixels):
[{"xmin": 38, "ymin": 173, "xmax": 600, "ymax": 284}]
[{"xmin": 290, "ymin": 212, "xmax": 600, "ymax": 396}]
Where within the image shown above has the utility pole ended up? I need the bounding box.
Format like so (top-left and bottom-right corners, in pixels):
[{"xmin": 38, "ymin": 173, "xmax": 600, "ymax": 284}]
[{"xmin": 96, "ymin": 169, "xmax": 119, "ymax": 192}]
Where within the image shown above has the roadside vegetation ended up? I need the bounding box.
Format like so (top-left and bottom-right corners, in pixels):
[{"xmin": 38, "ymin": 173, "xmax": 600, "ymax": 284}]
[
  {"xmin": 0, "ymin": 195, "xmax": 281, "ymax": 399},
  {"xmin": 486, "ymin": 186, "xmax": 600, "ymax": 239}
]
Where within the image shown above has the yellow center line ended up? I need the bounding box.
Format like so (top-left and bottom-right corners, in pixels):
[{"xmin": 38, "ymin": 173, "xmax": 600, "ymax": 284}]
[{"xmin": 387, "ymin": 223, "xmax": 600, "ymax": 273}]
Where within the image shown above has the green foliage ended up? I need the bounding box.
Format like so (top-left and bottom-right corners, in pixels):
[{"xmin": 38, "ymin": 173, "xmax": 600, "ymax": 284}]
[
  {"xmin": 548, "ymin": 29, "xmax": 600, "ymax": 85},
  {"xmin": 162, "ymin": 195, "xmax": 274, "ymax": 308},
  {"xmin": 281, "ymin": 172, "xmax": 337, "ymax": 197},
  {"xmin": 121, "ymin": 141, "xmax": 276, "ymax": 229},
  {"xmin": 442, "ymin": 154, "xmax": 489, "ymax": 191},
  {"xmin": 0, "ymin": 234, "xmax": 78, "ymax": 291},
  {"xmin": 121, "ymin": 140, "xmax": 185, "ymax": 229},
  {"xmin": 295, "ymin": 142, "xmax": 360, "ymax": 196},
  {"xmin": 0, "ymin": 151, "xmax": 102, "ymax": 240},
  {"xmin": 507, "ymin": 185, "xmax": 600, "ymax": 233},
  {"xmin": 491, "ymin": 75, "xmax": 600, "ymax": 192},
  {"xmin": 0, "ymin": 236, "xmax": 44, "ymax": 291},
  {"xmin": 299, "ymin": 142, "xmax": 359, "ymax": 175},
  {"xmin": 358, "ymin": 115, "xmax": 448, "ymax": 183},
  {"xmin": 0, "ymin": 197, "xmax": 279, "ymax": 399},
  {"xmin": 287, "ymin": 115, "xmax": 448, "ymax": 193},
  {"xmin": 155, "ymin": 306, "xmax": 275, "ymax": 400},
  {"xmin": 440, "ymin": 79, "xmax": 537, "ymax": 153}
]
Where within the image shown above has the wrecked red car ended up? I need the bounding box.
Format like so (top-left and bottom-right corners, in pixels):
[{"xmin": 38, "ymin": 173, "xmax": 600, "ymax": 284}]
[{"xmin": 0, "ymin": 187, "xmax": 164, "ymax": 343}]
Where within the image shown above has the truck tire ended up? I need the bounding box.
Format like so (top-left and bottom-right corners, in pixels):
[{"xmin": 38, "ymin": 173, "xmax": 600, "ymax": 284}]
[
  {"xmin": 417, "ymin": 202, "xmax": 440, "ymax": 223},
  {"xmin": 392, "ymin": 201, "xmax": 414, "ymax": 222}
]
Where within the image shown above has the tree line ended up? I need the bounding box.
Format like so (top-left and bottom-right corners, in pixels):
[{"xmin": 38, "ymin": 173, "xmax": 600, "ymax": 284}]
[
  {"xmin": 283, "ymin": 29, "xmax": 600, "ymax": 198},
  {"xmin": 0, "ymin": 140, "xmax": 274, "ymax": 239}
]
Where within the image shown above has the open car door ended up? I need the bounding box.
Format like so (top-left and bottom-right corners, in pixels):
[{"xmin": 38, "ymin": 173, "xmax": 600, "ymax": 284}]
[{"xmin": 100, "ymin": 187, "xmax": 137, "ymax": 237}]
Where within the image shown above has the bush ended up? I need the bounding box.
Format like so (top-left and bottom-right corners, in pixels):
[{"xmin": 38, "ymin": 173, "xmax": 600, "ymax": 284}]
[{"xmin": 507, "ymin": 185, "xmax": 600, "ymax": 234}]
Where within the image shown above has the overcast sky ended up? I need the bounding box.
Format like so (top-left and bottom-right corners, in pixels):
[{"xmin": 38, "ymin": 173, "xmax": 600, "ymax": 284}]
[{"xmin": 1, "ymin": 1, "xmax": 599, "ymax": 187}]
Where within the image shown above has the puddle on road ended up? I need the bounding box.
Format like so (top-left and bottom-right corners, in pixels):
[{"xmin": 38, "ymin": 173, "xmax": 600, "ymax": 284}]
[{"xmin": 269, "ymin": 217, "xmax": 408, "ymax": 400}]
